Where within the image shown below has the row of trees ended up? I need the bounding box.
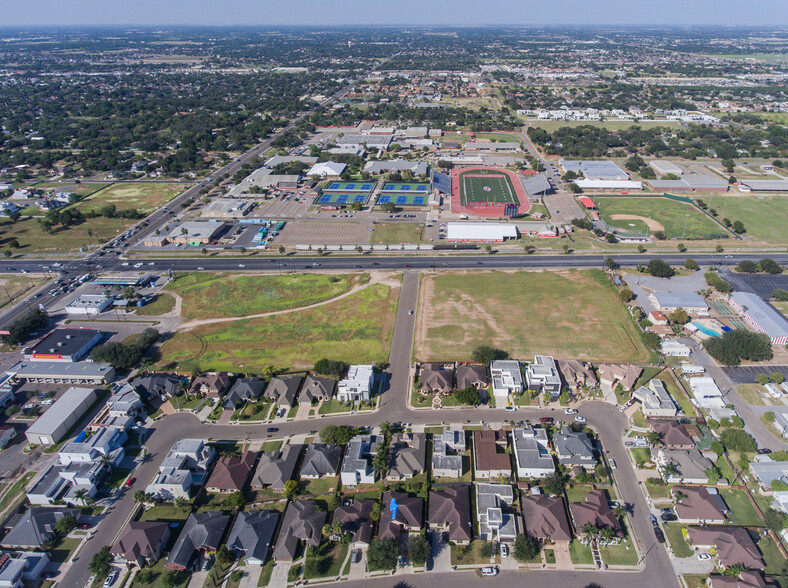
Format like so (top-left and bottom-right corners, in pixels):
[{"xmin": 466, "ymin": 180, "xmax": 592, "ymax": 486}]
[{"xmin": 90, "ymin": 328, "xmax": 160, "ymax": 370}]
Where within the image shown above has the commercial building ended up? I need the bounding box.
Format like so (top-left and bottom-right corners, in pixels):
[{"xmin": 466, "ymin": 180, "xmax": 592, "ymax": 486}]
[
  {"xmin": 446, "ymin": 223, "xmax": 518, "ymax": 242},
  {"xmin": 26, "ymin": 329, "xmax": 102, "ymax": 362},
  {"xmin": 661, "ymin": 341, "xmax": 691, "ymax": 356},
  {"xmin": 201, "ymin": 199, "xmax": 253, "ymax": 219},
  {"xmin": 689, "ymin": 377, "xmax": 725, "ymax": 409},
  {"xmin": 24, "ymin": 387, "xmax": 99, "ymax": 445},
  {"xmin": 729, "ymin": 292, "xmax": 788, "ymax": 345},
  {"xmin": 167, "ymin": 222, "xmax": 226, "ymax": 245},
  {"xmin": 649, "ymin": 292, "xmax": 709, "ymax": 314},
  {"xmin": 465, "ymin": 141, "xmax": 521, "ymax": 152},
  {"xmin": 559, "ymin": 160, "xmax": 629, "ymax": 181},
  {"xmin": 5, "ymin": 361, "xmax": 114, "ymax": 385},
  {"xmin": 647, "ymin": 174, "xmax": 729, "ymax": 193},
  {"xmin": 65, "ymin": 295, "xmax": 113, "ymax": 316},
  {"xmin": 337, "ymin": 134, "xmax": 392, "ymax": 151},
  {"xmin": 511, "ymin": 427, "xmax": 554, "ymax": 479},
  {"xmin": 524, "ymin": 355, "xmax": 562, "ymax": 396},
  {"xmin": 649, "ymin": 160, "xmax": 684, "ymax": 176},
  {"xmin": 739, "ymin": 180, "xmax": 788, "ymax": 192},
  {"xmin": 363, "ymin": 160, "xmax": 429, "ymax": 176},
  {"xmin": 575, "ymin": 179, "xmax": 643, "ymax": 190},
  {"xmin": 306, "ymin": 162, "xmax": 346, "ymax": 179}
]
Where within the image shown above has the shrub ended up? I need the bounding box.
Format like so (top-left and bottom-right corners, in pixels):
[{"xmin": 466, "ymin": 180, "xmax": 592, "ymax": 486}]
[
  {"xmin": 705, "ymin": 272, "xmax": 732, "ymax": 294},
  {"xmin": 759, "ymin": 258, "xmax": 782, "ymax": 274},
  {"xmin": 367, "ymin": 538, "xmax": 399, "ymax": 570},
  {"xmin": 619, "ymin": 288, "xmax": 634, "ymax": 303},
  {"xmin": 772, "ymin": 289, "xmax": 788, "ymax": 302},
  {"xmin": 471, "ymin": 345, "xmax": 508, "ymax": 365},
  {"xmin": 684, "ymin": 258, "xmax": 699, "ymax": 271},
  {"xmin": 646, "ymin": 259, "xmax": 674, "ymax": 278},
  {"xmin": 719, "ymin": 428, "xmax": 757, "ymax": 453},
  {"xmin": 513, "ymin": 534, "xmax": 540, "ymax": 562},
  {"xmin": 313, "ymin": 358, "xmax": 349, "ymax": 378},
  {"xmin": 736, "ymin": 260, "xmax": 757, "ymax": 273}
]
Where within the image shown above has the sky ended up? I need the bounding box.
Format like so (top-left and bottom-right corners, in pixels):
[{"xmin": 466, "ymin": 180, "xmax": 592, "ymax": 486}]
[{"xmin": 1, "ymin": 0, "xmax": 786, "ymax": 27}]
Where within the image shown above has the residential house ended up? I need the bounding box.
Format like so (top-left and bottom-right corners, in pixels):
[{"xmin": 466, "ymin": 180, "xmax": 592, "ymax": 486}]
[
  {"xmin": 226, "ymin": 510, "xmax": 279, "ymax": 565},
  {"xmin": 511, "ymin": 427, "xmax": 555, "ymax": 479},
  {"xmin": 111, "ymin": 521, "xmax": 171, "ymax": 568},
  {"xmin": 27, "ymin": 462, "xmax": 106, "ymax": 506},
  {"xmin": 340, "ymin": 435, "xmax": 381, "ymax": 487},
  {"xmin": 332, "ymin": 499, "xmax": 376, "ymax": 547},
  {"xmin": 166, "ymin": 512, "xmax": 230, "ymax": 571},
  {"xmin": 419, "ymin": 363, "xmax": 454, "ymax": 394},
  {"xmin": 337, "ymin": 365, "xmax": 374, "ymax": 403},
  {"xmin": 273, "ymin": 501, "xmax": 326, "ymax": 561},
  {"xmin": 597, "ymin": 364, "xmax": 642, "ymax": 393},
  {"xmin": 521, "ymin": 493, "xmax": 572, "ymax": 543},
  {"xmin": 672, "ymin": 486, "xmax": 727, "ymax": 524},
  {"xmin": 106, "ymin": 385, "xmax": 144, "ymax": 419},
  {"xmin": 205, "ymin": 451, "xmax": 257, "ymax": 494},
  {"xmin": 190, "ymin": 372, "xmax": 231, "ymax": 398},
  {"xmin": 131, "ymin": 372, "xmax": 181, "ymax": 400},
  {"xmin": 649, "ymin": 311, "xmax": 669, "ymax": 325},
  {"xmin": 525, "ymin": 355, "xmax": 562, "ymax": 396},
  {"xmin": 1, "ymin": 508, "xmax": 81, "ymax": 549},
  {"xmin": 432, "ymin": 429, "xmax": 465, "ymax": 478},
  {"xmin": 0, "ymin": 426, "xmax": 17, "ymax": 450},
  {"xmin": 557, "ymin": 360, "xmax": 597, "ymax": 391},
  {"xmin": 456, "ymin": 364, "xmax": 489, "ymax": 393},
  {"xmin": 652, "ymin": 448, "xmax": 713, "ymax": 484},
  {"xmin": 569, "ymin": 490, "xmax": 623, "ymax": 538},
  {"xmin": 264, "ymin": 375, "xmax": 302, "ymax": 408},
  {"xmin": 223, "ymin": 378, "xmax": 265, "ymax": 410},
  {"xmin": 0, "ymin": 552, "xmax": 50, "ymax": 588},
  {"xmin": 387, "ymin": 433, "xmax": 426, "ymax": 481},
  {"xmin": 300, "ymin": 375, "xmax": 335, "ymax": 405},
  {"xmin": 250, "ymin": 444, "xmax": 301, "ymax": 492},
  {"xmin": 708, "ymin": 571, "xmax": 776, "ymax": 588},
  {"xmin": 300, "ymin": 444, "xmax": 342, "ymax": 479},
  {"xmin": 650, "ymin": 420, "xmax": 694, "ymax": 449},
  {"xmin": 632, "ymin": 379, "xmax": 677, "ymax": 418},
  {"xmin": 687, "ymin": 527, "xmax": 764, "ymax": 571},
  {"xmin": 473, "ymin": 430, "xmax": 511, "ymax": 480},
  {"xmin": 475, "ymin": 483, "xmax": 519, "ymax": 542},
  {"xmin": 552, "ymin": 426, "xmax": 596, "ymax": 470},
  {"xmin": 378, "ymin": 490, "xmax": 424, "ymax": 542},
  {"xmin": 58, "ymin": 427, "xmax": 127, "ymax": 467},
  {"xmin": 428, "ymin": 485, "xmax": 472, "ymax": 544},
  {"xmin": 749, "ymin": 459, "xmax": 788, "ymax": 490},
  {"xmin": 146, "ymin": 439, "xmax": 216, "ymax": 500},
  {"xmin": 490, "ymin": 360, "xmax": 523, "ymax": 401}
]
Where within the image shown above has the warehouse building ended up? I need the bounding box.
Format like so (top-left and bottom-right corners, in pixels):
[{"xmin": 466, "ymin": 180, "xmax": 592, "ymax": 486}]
[
  {"xmin": 649, "ymin": 292, "xmax": 709, "ymax": 314},
  {"xmin": 647, "ymin": 174, "xmax": 728, "ymax": 193},
  {"xmin": 26, "ymin": 329, "xmax": 102, "ymax": 362},
  {"xmin": 5, "ymin": 361, "xmax": 115, "ymax": 385},
  {"xmin": 363, "ymin": 160, "xmax": 430, "ymax": 176},
  {"xmin": 465, "ymin": 142, "xmax": 521, "ymax": 152},
  {"xmin": 649, "ymin": 160, "xmax": 684, "ymax": 176},
  {"xmin": 167, "ymin": 222, "xmax": 226, "ymax": 246},
  {"xmin": 575, "ymin": 179, "xmax": 643, "ymax": 190},
  {"xmin": 729, "ymin": 292, "xmax": 788, "ymax": 345},
  {"xmin": 202, "ymin": 199, "xmax": 253, "ymax": 219},
  {"xmin": 738, "ymin": 180, "xmax": 788, "ymax": 192},
  {"xmin": 25, "ymin": 387, "xmax": 99, "ymax": 445},
  {"xmin": 446, "ymin": 223, "xmax": 518, "ymax": 242},
  {"xmin": 65, "ymin": 295, "xmax": 113, "ymax": 316},
  {"xmin": 559, "ymin": 160, "xmax": 630, "ymax": 181}
]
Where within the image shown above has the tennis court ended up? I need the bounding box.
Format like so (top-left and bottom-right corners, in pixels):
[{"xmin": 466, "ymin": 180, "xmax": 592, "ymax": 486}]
[
  {"xmin": 381, "ymin": 182, "xmax": 430, "ymax": 193},
  {"xmin": 459, "ymin": 170, "xmax": 517, "ymax": 206},
  {"xmin": 377, "ymin": 193, "xmax": 427, "ymax": 206},
  {"xmin": 325, "ymin": 181, "xmax": 375, "ymax": 192},
  {"xmin": 316, "ymin": 192, "xmax": 370, "ymax": 205},
  {"xmin": 709, "ymin": 300, "xmax": 735, "ymax": 315}
]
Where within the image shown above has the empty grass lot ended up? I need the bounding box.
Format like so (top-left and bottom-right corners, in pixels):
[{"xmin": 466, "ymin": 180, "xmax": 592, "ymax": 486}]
[
  {"xmin": 370, "ymin": 222, "xmax": 425, "ymax": 244},
  {"xmin": 706, "ymin": 195, "xmax": 788, "ymax": 243},
  {"xmin": 75, "ymin": 182, "xmax": 185, "ymax": 214},
  {"xmin": 135, "ymin": 293, "xmax": 176, "ymax": 316},
  {"xmin": 528, "ymin": 120, "xmax": 682, "ymax": 132},
  {"xmin": 0, "ymin": 274, "xmax": 47, "ymax": 310},
  {"xmin": 0, "ymin": 215, "xmax": 128, "ymax": 253},
  {"xmin": 569, "ymin": 540, "xmax": 594, "ymax": 565},
  {"xmin": 595, "ymin": 197, "xmax": 727, "ymax": 239},
  {"xmin": 167, "ymin": 272, "xmax": 358, "ymax": 320},
  {"xmin": 158, "ymin": 283, "xmax": 398, "ymax": 372},
  {"xmin": 415, "ymin": 269, "xmax": 650, "ymax": 363},
  {"xmin": 718, "ymin": 488, "xmax": 763, "ymax": 526}
]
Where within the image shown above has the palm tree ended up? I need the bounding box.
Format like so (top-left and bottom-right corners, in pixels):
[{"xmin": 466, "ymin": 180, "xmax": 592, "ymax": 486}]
[
  {"xmin": 613, "ymin": 505, "xmax": 626, "ymax": 519},
  {"xmin": 74, "ymin": 488, "xmax": 88, "ymax": 505},
  {"xmin": 646, "ymin": 431, "xmax": 661, "ymax": 446},
  {"xmin": 174, "ymin": 497, "xmax": 187, "ymax": 510},
  {"xmin": 663, "ymin": 463, "xmax": 679, "ymax": 481},
  {"xmin": 599, "ymin": 527, "xmax": 615, "ymax": 543}
]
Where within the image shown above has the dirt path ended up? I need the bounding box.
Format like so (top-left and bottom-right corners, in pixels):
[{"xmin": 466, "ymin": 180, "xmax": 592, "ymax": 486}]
[
  {"xmin": 177, "ymin": 273, "xmax": 393, "ymax": 331},
  {"xmin": 609, "ymin": 214, "xmax": 665, "ymax": 232}
]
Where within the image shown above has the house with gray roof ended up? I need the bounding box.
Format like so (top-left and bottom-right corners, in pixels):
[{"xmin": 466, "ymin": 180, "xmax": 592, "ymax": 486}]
[
  {"xmin": 386, "ymin": 433, "xmax": 426, "ymax": 481},
  {"xmin": 1, "ymin": 508, "xmax": 81, "ymax": 549},
  {"xmin": 273, "ymin": 501, "xmax": 326, "ymax": 561},
  {"xmin": 419, "ymin": 363, "xmax": 454, "ymax": 394},
  {"xmin": 475, "ymin": 483, "xmax": 519, "ymax": 542},
  {"xmin": 131, "ymin": 372, "xmax": 181, "ymax": 400},
  {"xmin": 633, "ymin": 379, "xmax": 677, "ymax": 418},
  {"xmin": 511, "ymin": 427, "xmax": 554, "ymax": 479},
  {"xmin": 223, "ymin": 378, "xmax": 266, "ymax": 410},
  {"xmin": 251, "ymin": 444, "xmax": 301, "ymax": 492},
  {"xmin": 299, "ymin": 375, "xmax": 335, "ymax": 405},
  {"xmin": 166, "ymin": 511, "xmax": 230, "ymax": 571},
  {"xmin": 226, "ymin": 510, "xmax": 279, "ymax": 565},
  {"xmin": 432, "ymin": 429, "xmax": 465, "ymax": 478},
  {"xmin": 525, "ymin": 355, "xmax": 562, "ymax": 396},
  {"xmin": 652, "ymin": 448, "xmax": 713, "ymax": 484},
  {"xmin": 553, "ymin": 426, "xmax": 596, "ymax": 469},
  {"xmin": 340, "ymin": 435, "xmax": 381, "ymax": 486},
  {"xmin": 264, "ymin": 375, "xmax": 301, "ymax": 408},
  {"xmin": 300, "ymin": 444, "xmax": 342, "ymax": 479}
]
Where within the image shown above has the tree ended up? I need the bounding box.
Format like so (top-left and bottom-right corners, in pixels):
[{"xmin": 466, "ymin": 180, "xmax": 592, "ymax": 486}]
[
  {"xmin": 704, "ymin": 330, "xmax": 772, "ymax": 367},
  {"xmin": 771, "ymin": 372, "xmax": 785, "ymax": 384},
  {"xmin": 732, "ymin": 220, "xmax": 746, "ymax": 234},
  {"xmin": 736, "ymin": 260, "xmax": 758, "ymax": 273},
  {"xmin": 367, "ymin": 538, "xmax": 399, "ymax": 570},
  {"xmin": 407, "ymin": 535, "xmax": 431, "ymax": 565},
  {"xmin": 161, "ymin": 570, "xmax": 184, "ymax": 588},
  {"xmin": 319, "ymin": 424, "xmax": 357, "ymax": 446},
  {"xmin": 471, "ymin": 345, "xmax": 508, "ymax": 365},
  {"xmin": 484, "ymin": 245, "xmax": 492, "ymax": 254},
  {"xmin": 283, "ymin": 480, "xmax": 299, "ymax": 499},
  {"xmin": 478, "ymin": 541, "xmax": 493, "ymax": 559},
  {"xmin": 313, "ymin": 358, "xmax": 349, "ymax": 378},
  {"xmin": 605, "ymin": 233, "xmax": 618, "ymax": 244},
  {"xmin": 4, "ymin": 309, "xmax": 48, "ymax": 345},
  {"xmin": 201, "ymin": 247, "xmax": 208, "ymax": 255},
  {"xmin": 710, "ymin": 441, "xmax": 725, "ymax": 457},
  {"xmin": 567, "ymin": 182, "xmax": 581, "ymax": 194},
  {"xmin": 133, "ymin": 490, "xmax": 148, "ymax": 504},
  {"xmin": 684, "ymin": 258, "xmax": 699, "ymax": 271},
  {"xmin": 756, "ymin": 374, "xmax": 771, "ymax": 385},
  {"xmin": 89, "ymin": 546, "xmax": 112, "ymax": 579},
  {"xmin": 724, "ymin": 564, "xmax": 747, "ymax": 578},
  {"xmin": 619, "ymin": 288, "xmax": 634, "ymax": 303},
  {"xmin": 720, "ymin": 429, "xmax": 757, "ymax": 453},
  {"xmin": 563, "ymin": 244, "xmax": 571, "ymax": 254},
  {"xmin": 646, "ymin": 259, "xmax": 674, "ymax": 278},
  {"xmin": 370, "ymin": 502, "xmax": 382, "ymax": 521},
  {"xmin": 668, "ymin": 309, "xmax": 690, "ymax": 325},
  {"xmin": 225, "ymin": 491, "xmax": 245, "ymax": 509},
  {"xmin": 454, "ymin": 386, "xmax": 481, "ymax": 406},
  {"xmin": 772, "ymin": 289, "xmax": 788, "ymax": 302},
  {"xmin": 705, "ymin": 465, "xmax": 721, "ymax": 484},
  {"xmin": 759, "ymin": 258, "xmax": 782, "ymax": 274},
  {"xmin": 716, "ymin": 244, "xmax": 724, "ymax": 253},
  {"xmin": 604, "ymin": 257, "xmax": 618, "ymax": 270},
  {"xmin": 279, "ymin": 245, "xmax": 286, "ymax": 255},
  {"xmin": 543, "ymin": 472, "xmax": 565, "ymax": 496},
  {"xmin": 646, "ymin": 431, "xmax": 661, "ymax": 445},
  {"xmin": 216, "ymin": 544, "xmax": 234, "ymax": 567},
  {"xmin": 372, "ymin": 446, "xmax": 389, "ymax": 476},
  {"xmin": 764, "ymin": 507, "xmax": 788, "ymax": 534},
  {"xmin": 55, "ymin": 515, "xmax": 77, "ymax": 534},
  {"xmin": 512, "ymin": 534, "xmax": 539, "ymax": 561},
  {"xmin": 677, "ymin": 242, "xmax": 686, "ymax": 253},
  {"xmin": 637, "ymin": 245, "xmax": 647, "ymax": 254},
  {"xmin": 654, "ymin": 231, "xmax": 667, "ymax": 241}
]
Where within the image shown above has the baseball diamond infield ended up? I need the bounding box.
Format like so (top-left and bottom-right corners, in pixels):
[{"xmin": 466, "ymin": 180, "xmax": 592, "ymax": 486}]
[
  {"xmin": 609, "ymin": 214, "xmax": 665, "ymax": 232},
  {"xmin": 450, "ymin": 167, "xmax": 531, "ymax": 218}
]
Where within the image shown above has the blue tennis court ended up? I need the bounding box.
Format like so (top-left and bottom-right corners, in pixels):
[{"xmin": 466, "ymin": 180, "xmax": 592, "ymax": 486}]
[
  {"xmin": 376, "ymin": 193, "xmax": 428, "ymax": 206},
  {"xmin": 316, "ymin": 192, "xmax": 371, "ymax": 205},
  {"xmin": 324, "ymin": 181, "xmax": 374, "ymax": 192}
]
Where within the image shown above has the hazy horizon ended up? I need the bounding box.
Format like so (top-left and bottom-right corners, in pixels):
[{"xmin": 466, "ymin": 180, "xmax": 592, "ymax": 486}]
[{"xmin": 1, "ymin": 0, "xmax": 786, "ymax": 27}]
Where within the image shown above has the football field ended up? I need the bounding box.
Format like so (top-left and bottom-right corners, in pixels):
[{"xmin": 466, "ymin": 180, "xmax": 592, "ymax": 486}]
[{"xmin": 459, "ymin": 171, "xmax": 517, "ymax": 206}]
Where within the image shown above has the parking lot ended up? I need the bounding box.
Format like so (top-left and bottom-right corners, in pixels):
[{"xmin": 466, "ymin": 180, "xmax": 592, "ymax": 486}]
[
  {"xmin": 250, "ymin": 193, "xmax": 311, "ymax": 219},
  {"xmin": 274, "ymin": 220, "xmax": 373, "ymax": 246},
  {"xmin": 723, "ymin": 365, "xmax": 788, "ymax": 384}
]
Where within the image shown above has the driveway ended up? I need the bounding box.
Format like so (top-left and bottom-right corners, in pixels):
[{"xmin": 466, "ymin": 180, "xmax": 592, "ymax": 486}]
[
  {"xmin": 430, "ymin": 532, "xmax": 452, "ymax": 573},
  {"xmin": 268, "ymin": 561, "xmax": 290, "ymax": 588},
  {"xmin": 237, "ymin": 565, "xmax": 262, "ymax": 588}
]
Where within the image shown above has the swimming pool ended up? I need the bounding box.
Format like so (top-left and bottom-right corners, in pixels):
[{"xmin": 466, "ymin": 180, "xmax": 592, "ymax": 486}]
[{"xmin": 690, "ymin": 321, "xmax": 721, "ymax": 337}]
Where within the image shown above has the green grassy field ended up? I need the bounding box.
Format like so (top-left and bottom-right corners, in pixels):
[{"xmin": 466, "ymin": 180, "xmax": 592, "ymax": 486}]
[
  {"xmin": 0, "ymin": 215, "xmax": 128, "ymax": 253},
  {"xmin": 416, "ymin": 269, "xmax": 650, "ymax": 363},
  {"xmin": 370, "ymin": 222, "xmax": 425, "ymax": 244},
  {"xmin": 0, "ymin": 274, "xmax": 47, "ymax": 310},
  {"xmin": 167, "ymin": 272, "xmax": 358, "ymax": 320},
  {"xmin": 595, "ymin": 196, "xmax": 727, "ymax": 239},
  {"xmin": 75, "ymin": 182, "xmax": 185, "ymax": 214},
  {"xmin": 158, "ymin": 283, "xmax": 399, "ymax": 372},
  {"xmin": 459, "ymin": 170, "xmax": 517, "ymax": 205},
  {"xmin": 528, "ymin": 120, "xmax": 682, "ymax": 132},
  {"xmin": 472, "ymin": 132, "xmax": 521, "ymax": 143},
  {"xmin": 751, "ymin": 112, "xmax": 788, "ymax": 124},
  {"xmin": 705, "ymin": 196, "xmax": 788, "ymax": 242},
  {"xmin": 135, "ymin": 293, "xmax": 176, "ymax": 316}
]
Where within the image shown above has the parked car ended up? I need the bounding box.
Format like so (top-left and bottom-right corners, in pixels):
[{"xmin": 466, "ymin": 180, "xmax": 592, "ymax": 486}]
[
  {"xmin": 500, "ymin": 544, "xmax": 509, "ymax": 558},
  {"xmin": 661, "ymin": 513, "xmax": 677, "ymax": 522},
  {"xmin": 104, "ymin": 570, "xmax": 118, "ymax": 587},
  {"xmin": 539, "ymin": 417, "xmax": 554, "ymax": 423},
  {"xmin": 649, "ymin": 514, "xmax": 658, "ymax": 527},
  {"xmin": 124, "ymin": 477, "xmax": 136, "ymax": 489},
  {"xmin": 505, "ymin": 406, "xmax": 516, "ymax": 412},
  {"xmin": 654, "ymin": 528, "xmax": 665, "ymax": 543},
  {"xmin": 574, "ymin": 416, "xmax": 587, "ymax": 423},
  {"xmin": 609, "ymin": 459, "xmax": 616, "ymax": 470},
  {"xmin": 266, "ymin": 427, "xmax": 278, "ymax": 433},
  {"xmin": 564, "ymin": 408, "xmax": 577, "ymax": 415},
  {"xmin": 481, "ymin": 567, "xmax": 499, "ymax": 576},
  {"xmin": 351, "ymin": 549, "xmax": 362, "ymax": 564}
]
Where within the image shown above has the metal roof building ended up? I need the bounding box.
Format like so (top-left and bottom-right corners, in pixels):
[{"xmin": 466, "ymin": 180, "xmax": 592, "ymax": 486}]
[
  {"xmin": 647, "ymin": 174, "xmax": 729, "ymax": 193},
  {"xmin": 446, "ymin": 223, "xmax": 518, "ymax": 242},
  {"xmin": 25, "ymin": 387, "xmax": 99, "ymax": 445},
  {"xmin": 560, "ymin": 160, "xmax": 629, "ymax": 181},
  {"xmin": 650, "ymin": 160, "xmax": 684, "ymax": 176},
  {"xmin": 5, "ymin": 361, "xmax": 115, "ymax": 386},
  {"xmin": 729, "ymin": 292, "xmax": 788, "ymax": 345},
  {"xmin": 739, "ymin": 180, "xmax": 788, "ymax": 192},
  {"xmin": 26, "ymin": 329, "xmax": 102, "ymax": 362}
]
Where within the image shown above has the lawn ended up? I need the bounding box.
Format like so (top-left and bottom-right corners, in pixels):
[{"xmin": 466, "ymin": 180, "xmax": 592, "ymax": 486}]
[
  {"xmin": 132, "ymin": 559, "xmax": 190, "ymax": 588},
  {"xmin": 718, "ymin": 488, "xmax": 763, "ymax": 527},
  {"xmin": 759, "ymin": 537, "xmax": 788, "ymax": 575},
  {"xmin": 415, "ymin": 270, "xmax": 650, "ymax": 363},
  {"xmin": 568, "ymin": 540, "xmax": 594, "ymax": 565},
  {"xmin": 317, "ymin": 399, "xmax": 355, "ymax": 415},
  {"xmin": 631, "ymin": 409, "xmax": 647, "ymax": 428},
  {"xmin": 773, "ymin": 300, "xmax": 788, "ymax": 320},
  {"xmin": 631, "ymin": 448, "xmax": 652, "ymax": 467},
  {"xmin": 261, "ymin": 440, "xmax": 283, "ymax": 453},
  {"xmin": 566, "ymin": 484, "xmax": 596, "ymax": 504},
  {"xmin": 135, "ymin": 293, "xmax": 176, "ymax": 316},
  {"xmin": 663, "ymin": 523, "xmax": 694, "ymax": 558},
  {"xmin": 300, "ymin": 476, "xmax": 338, "ymax": 497},
  {"xmin": 138, "ymin": 505, "xmax": 191, "ymax": 523},
  {"xmin": 645, "ymin": 481, "xmax": 672, "ymax": 499},
  {"xmin": 158, "ymin": 283, "xmax": 399, "ymax": 372},
  {"xmin": 473, "ymin": 132, "xmax": 522, "ymax": 143},
  {"xmin": 0, "ymin": 274, "xmax": 47, "ymax": 310},
  {"xmin": 370, "ymin": 222, "xmax": 425, "ymax": 244},
  {"xmin": 450, "ymin": 540, "xmax": 498, "ymax": 566},
  {"xmin": 303, "ymin": 542, "xmax": 348, "ymax": 580},
  {"xmin": 0, "ymin": 215, "xmax": 128, "ymax": 253},
  {"xmin": 595, "ymin": 196, "xmax": 727, "ymax": 239},
  {"xmin": 737, "ymin": 384, "xmax": 767, "ymax": 406},
  {"xmin": 75, "ymin": 182, "xmax": 185, "ymax": 215},
  {"xmin": 599, "ymin": 539, "xmax": 638, "ymax": 566},
  {"xmin": 47, "ymin": 537, "xmax": 82, "ymax": 564},
  {"xmin": 232, "ymin": 400, "xmax": 272, "ymax": 421},
  {"xmin": 167, "ymin": 272, "xmax": 358, "ymax": 320},
  {"xmin": 664, "ymin": 376, "xmax": 697, "ymax": 417},
  {"xmin": 0, "ymin": 471, "xmax": 35, "ymax": 512},
  {"xmin": 707, "ymin": 196, "xmax": 788, "ymax": 243},
  {"xmin": 257, "ymin": 560, "xmax": 275, "ymax": 587}
]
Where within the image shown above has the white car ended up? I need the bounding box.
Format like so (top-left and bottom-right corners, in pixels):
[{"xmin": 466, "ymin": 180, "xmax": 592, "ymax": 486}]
[
  {"xmin": 500, "ymin": 544, "xmax": 509, "ymax": 558},
  {"xmin": 239, "ymin": 264, "xmax": 246, "ymax": 268},
  {"xmin": 609, "ymin": 459, "xmax": 617, "ymax": 470},
  {"xmin": 481, "ymin": 567, "xmax": 499, "ymax": 576},
  {"xmin": 134, "ymin": 262, "xmax": 143, "ymax": 268},
  {"xmin": 564, "ymin": 408, "xmax": 577, "ymax": 415},
  {"xmin": 574, "ymin": 416, "xmax": 587, "ymax": 423},
  {"xmin": 504, "ymin": 406, "xmax": 516, "ymax": 412}
]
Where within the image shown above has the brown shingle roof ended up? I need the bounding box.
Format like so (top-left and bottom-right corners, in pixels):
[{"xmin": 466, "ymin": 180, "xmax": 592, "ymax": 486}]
[
  {"xmin": 332, "ymin": 499, "xmax": 375, "ymax": 545},
  {"xmin": 378, "ymin": 491, "xmax": 423, "ymax": 542},
  {"xmin": 473, "ymin": 430, "xmax": 510, "ymax": 474},
  {"xmin": 522, "ymin": 494, "xmax": 572, "ymax": 541},
  {"xmin": 672, "ymin": 486, "xmax": 727, "ymax": 522},
  {"xmin": 111, "ymin": 521, "xmax": 170, "ymax": 566},
  {"xmin": 688, "ymin": 526, "xmax": 764, "ymax": 570},
  {"xmin": 420, "ymin": 364, "xmax": 454, "ymax": 393},
  {"xmin": 206, "ymin": 451, "xmax": 256, "ymax": 492},
  {"xmin": 456, "ymin": 364, "xmax": 489, "ymax": 390},
  {"xmin": 651, "ymin": 420, "xmax": 695, "ymax": 448},
  {"xmin": 569, "ymin": 490, "xmax": 623, "ymax": 537},
  {"xmin": 428, "ymin": 485, "xmax": 472, "ymax": 543}
]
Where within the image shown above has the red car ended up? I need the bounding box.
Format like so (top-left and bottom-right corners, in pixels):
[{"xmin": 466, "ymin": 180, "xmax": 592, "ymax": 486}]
[
  {"xmin": 124, "ymin": 477, "xmax": 136, "ymax": 489},
  {"xmin": 539, "ymin": 417, "xmax": 554, "ymax": 424}
]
